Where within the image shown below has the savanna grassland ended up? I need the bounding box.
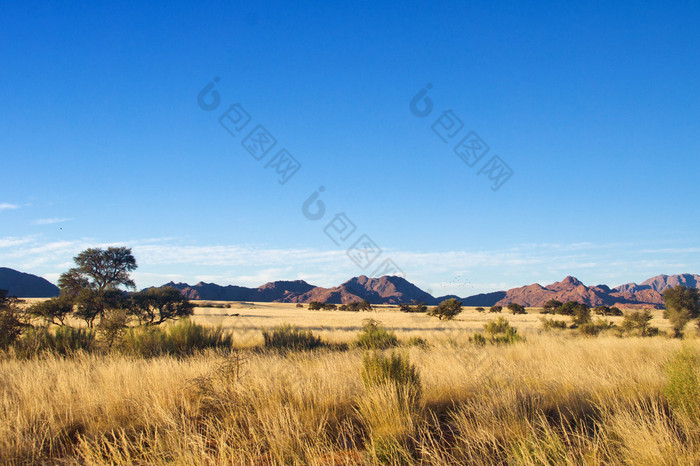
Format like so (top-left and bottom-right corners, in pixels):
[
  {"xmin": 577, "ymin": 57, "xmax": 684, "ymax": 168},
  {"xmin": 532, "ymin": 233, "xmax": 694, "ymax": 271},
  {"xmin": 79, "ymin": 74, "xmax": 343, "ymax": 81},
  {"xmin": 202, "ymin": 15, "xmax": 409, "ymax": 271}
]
[{"xmin": 2, "ymin": 303, "xmax": 700, "ymax": 465}]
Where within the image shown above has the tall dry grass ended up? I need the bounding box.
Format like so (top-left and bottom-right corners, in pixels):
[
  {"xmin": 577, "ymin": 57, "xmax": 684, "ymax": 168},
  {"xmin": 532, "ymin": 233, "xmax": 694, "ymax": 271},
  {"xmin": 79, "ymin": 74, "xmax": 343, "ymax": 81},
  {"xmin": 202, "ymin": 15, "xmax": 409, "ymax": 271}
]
[{"xmin": 2, "ymin": 332, "xmax": 699, "ymax": 464}]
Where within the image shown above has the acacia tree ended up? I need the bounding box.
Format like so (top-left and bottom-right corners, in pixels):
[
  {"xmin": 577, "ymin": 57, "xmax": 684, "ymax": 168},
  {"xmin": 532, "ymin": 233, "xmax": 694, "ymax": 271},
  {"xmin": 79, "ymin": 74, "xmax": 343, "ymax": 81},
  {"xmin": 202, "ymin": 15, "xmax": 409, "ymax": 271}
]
[
  {"xmin": 27, "ymin": 295, "xmax": 74, "ymax": 326},
  {"xmin": 663, "ymin": 286, "xmax": 700, "ymax": 337},
  {"xmin": 58, "ymin": 247, "xmax": 137, "ymax": 327},
  {"xmin": 428, "ymin": 298, "xmax": 463, "ymax": 320},
  {"xmin": 127, "ymin": 287, "xmax": 194, "ymax": 325}
]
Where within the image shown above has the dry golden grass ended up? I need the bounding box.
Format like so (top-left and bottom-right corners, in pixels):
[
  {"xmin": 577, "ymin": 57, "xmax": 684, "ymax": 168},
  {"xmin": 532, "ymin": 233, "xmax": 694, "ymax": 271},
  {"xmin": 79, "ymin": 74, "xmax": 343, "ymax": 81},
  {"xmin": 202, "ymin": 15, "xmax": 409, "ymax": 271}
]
[{"xmin": 1, "ymin": 302, "xmax": 696, "ymax": 464}]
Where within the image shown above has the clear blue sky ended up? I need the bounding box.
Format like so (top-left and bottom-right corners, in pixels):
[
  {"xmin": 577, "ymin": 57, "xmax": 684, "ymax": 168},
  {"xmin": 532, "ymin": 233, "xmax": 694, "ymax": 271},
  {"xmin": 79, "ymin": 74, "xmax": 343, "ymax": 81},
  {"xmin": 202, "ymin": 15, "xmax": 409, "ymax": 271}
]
[{"xmin": 1, "ymin": 0, "xmax": 699, "ymax": 296}]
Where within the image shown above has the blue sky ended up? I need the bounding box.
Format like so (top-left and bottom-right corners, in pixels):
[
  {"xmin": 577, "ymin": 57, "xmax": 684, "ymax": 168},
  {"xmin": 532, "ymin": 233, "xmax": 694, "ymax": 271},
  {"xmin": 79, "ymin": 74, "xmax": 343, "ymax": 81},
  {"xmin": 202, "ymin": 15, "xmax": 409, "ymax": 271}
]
[{"xmin": 1, "ymin": 0, "xmax": 699, "ymax": 297}]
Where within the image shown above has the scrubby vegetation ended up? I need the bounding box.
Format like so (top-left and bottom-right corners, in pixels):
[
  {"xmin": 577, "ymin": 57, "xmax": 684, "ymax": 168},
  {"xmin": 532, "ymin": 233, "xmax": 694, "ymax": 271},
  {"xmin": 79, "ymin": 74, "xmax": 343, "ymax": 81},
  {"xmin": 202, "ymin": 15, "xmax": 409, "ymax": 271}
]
[
  {"xmin": 356, "ymin": 318, "xmax": 399, "ymax": 350},
  {"xmin": 427, "ymin": 298, "xmax": 462, "ymax": 320}
]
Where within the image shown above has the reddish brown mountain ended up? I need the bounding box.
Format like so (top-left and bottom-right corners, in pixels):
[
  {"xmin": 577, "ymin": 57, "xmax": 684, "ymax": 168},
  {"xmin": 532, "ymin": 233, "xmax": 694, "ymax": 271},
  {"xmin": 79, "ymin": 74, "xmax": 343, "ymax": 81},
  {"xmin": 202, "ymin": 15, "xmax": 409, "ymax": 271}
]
[
  {"xmin": 291, "ymin": 275, "xmax": 436, "ymax": 304},
  {"xmin": 495, "ymin": 275, "xmax": 676, "ymax": 308}
]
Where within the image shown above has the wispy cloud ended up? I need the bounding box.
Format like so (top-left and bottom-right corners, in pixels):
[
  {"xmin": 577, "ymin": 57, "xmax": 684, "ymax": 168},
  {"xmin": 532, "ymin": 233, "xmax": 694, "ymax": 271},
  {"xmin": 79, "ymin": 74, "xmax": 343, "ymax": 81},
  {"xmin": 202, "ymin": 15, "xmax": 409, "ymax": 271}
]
[
  {"xmin": 32, "ymin": 218, "xmax": 73, "ymax": 225},
  {"xmin": 0, "ymin": 203, "xmax": 19, "ymax": 211}
]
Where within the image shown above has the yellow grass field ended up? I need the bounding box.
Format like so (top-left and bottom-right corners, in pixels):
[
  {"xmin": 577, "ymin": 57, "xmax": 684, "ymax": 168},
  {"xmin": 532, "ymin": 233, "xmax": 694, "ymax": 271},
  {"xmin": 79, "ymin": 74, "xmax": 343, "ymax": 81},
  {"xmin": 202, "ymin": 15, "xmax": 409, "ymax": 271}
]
[{"xmin": 2, "ymin": 302, "xmax": 698, "ymax": 464}]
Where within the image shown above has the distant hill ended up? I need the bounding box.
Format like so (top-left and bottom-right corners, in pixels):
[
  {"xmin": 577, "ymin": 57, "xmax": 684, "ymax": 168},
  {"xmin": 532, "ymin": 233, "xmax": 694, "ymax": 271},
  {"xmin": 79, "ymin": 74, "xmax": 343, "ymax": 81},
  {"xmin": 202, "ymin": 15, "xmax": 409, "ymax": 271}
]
[
  {"xmin": 0, "ymin": 267, "xmax": 59, "ymax": 298},
  {"xmin": 494, "ymin": 274, "xmax": 700, "ymax": 309},
  {"xmin": 156, "ymin": 273, "xmax": 699, "ymax": 308}
]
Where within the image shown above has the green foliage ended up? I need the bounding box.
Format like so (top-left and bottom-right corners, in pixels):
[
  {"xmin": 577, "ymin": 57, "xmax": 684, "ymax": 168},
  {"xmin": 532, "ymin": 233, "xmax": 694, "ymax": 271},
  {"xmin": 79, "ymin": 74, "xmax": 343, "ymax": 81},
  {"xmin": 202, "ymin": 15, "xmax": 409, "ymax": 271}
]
[
  {"xmin": 121, "ymin": 319, "xmax": 233, "ymax": 357},
  {"xmin": 507, "ymin": 303, "xmax": 526, "ymax": 315},
  {"xmin": 665, "ymin": 347, "xmax": 700, "ymax": 422},
  {"xmin": 127, "ymin": 286, "xmax": 194, "ymax": 326},
  {"xmin": 361, "ymin": 351, "xmax": 421, "ymax": 405},
  {"xmin": 541, "ymin": 300, "xmax": 563, "ymax": 314},
  {"xmin": 339, "ymin": 301, "xmax": 371, "ymax": 312},
  {"xmin": 399, "ymin": 301, "xmax": 427, "ymax": 313},
  {"xmin": 540, "ymin": 317, "xmax": 567, "ymax": 330},
  {"xmin": 357, "ymin": 318, "xmax": 399, "ymax": 350},
  {"xmin": 406, "ymin": 336, "xmax": 429, "ymax": 348},
  {"xmin": 578, "ymin": 318, "xmax": 615, "ymax": 337},
  {"xmin": 0, "ymin": 290, "xmax": 28, "ymax": 350},
  {"xmin": 620, "ymin": 309, "xmax": 658, "ymax": 337},
  {"xmin": 262, "ymin": 324, "xmax": 323, "ymax": 352},
  {"xmin": 98, "ymin": 309, "xmax": 130, "ymax": 348},
  {"xmin": 73, "ymin": 288, "xmax": 124, "ymax": 328},
  {"xmin": 475, "ymin": 307, "xmax": 486, "ymax": 313},
  {"xmin": 15, "ymin": 326, "xmax": 96, "ymax": 357},
  {"xmin": 473, "ymin": 317, "xmax": 522, "ymax": 345},
  {"xmin": 427, "ymin": 298, "xmax": 462, "ymax": 320},
  {"xmin": 663, "ymin": 286, "xmax": 700, "ymax": 338},
  {"xmin": 489, "ymin": 305, "xmax": 502, "ymax": 313},
  {"xmin": 593, "ymin": 305, "xmax": 623, "ymax": 316},
  {"xmin": 27, "ymin": 296, "xmax": 74, "ymax": 326},
  {"xmin": 571, "ymin": 303, "xmax": 592, "ymax": 327},
  {"xmin": 307, "ymin": 301, "xmax": 323, "ymax": 310},
  {"xmin": 61, "ymin": 246, "xmax": 137, "ymax": 292},
  {"xmin": 323, "ymin": 303, "xmax": 337, "ymax": 310}
]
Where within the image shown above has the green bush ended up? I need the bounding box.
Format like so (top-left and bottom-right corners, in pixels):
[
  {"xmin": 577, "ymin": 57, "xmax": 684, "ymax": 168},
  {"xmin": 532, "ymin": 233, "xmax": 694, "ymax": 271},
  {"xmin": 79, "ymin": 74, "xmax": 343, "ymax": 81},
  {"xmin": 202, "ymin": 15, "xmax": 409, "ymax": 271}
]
[
  {"xmin": 540, "ymin": 317, "xmax": 567, "ymax": 330},
  {"xmin": 507, "ymin": 303, "xmax": 526, "ymax": 315},
  {"xmin": 481, "ymin": 317, "xmax": 522, "ymax": 344},
  {"xmin": 323, "ymin": 303, "xmax": 337, "ymax": 310},
  {"xmin": 406, "ymin": 336, "xmax": 429, "ymax": 348},
  {"xmin": 120, "ymin": 319, "xmax": 233, "ymax": 357},
  {"xmin": 475, "ymin": 307, "xmax": 486, "ymax": 313},
  {"xmin": 361, "ymin": 351, "xmax": 421, "ymax": 405},
  {"xmin": 620, "ymin": 309, "xmax": 657, "ymax": 337},
  {"xmin": 578, "ymin": 319, "xmax": 614, "ymax": 337},
  {"xmin": 489, "ymin": 305, "xmax": 502, "ymax": 313},
  {"xmin": 262, "ymin": 324, "xmax": 323, "ymax": 352},
  {"xmin": 307, "ymin": 301, "xmax": 323, "ymax": 311},
  {"xmin": 427, "ymin": 298, "xmax": 462, "ymax": 320},
  {"xmin": 14, "ymin": 326, "xmax": 96, "ymax": 357},
  {"xmin": 357, "ymin": 319, "xmax": 399, "ymax": 350},
  {"xmin": 470, "ymin": 332, "xmax": 487, "ymax": 346},
  {"xmin": 665, "ymin": 347, "xmax": 700, "ymax": 422}
]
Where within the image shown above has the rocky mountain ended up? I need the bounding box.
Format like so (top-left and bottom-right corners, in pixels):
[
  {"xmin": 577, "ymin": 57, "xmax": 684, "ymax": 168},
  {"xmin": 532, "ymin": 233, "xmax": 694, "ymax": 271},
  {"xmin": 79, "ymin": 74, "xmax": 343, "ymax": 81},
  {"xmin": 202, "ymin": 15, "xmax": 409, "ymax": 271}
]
[
  {"xmin": 494, "ymin": 274, "xmax": 700, "ymax": 309},
  {"xmin": 0, "ymin": 267, "xmax": 60, "ymax": 298},
  {"xmin": 158, "ymin": 273, "xmax": 698, "ymax": 308},
  {"xmin": 163, "ymin": 279, "xmax": 315, "ymax": 302}
]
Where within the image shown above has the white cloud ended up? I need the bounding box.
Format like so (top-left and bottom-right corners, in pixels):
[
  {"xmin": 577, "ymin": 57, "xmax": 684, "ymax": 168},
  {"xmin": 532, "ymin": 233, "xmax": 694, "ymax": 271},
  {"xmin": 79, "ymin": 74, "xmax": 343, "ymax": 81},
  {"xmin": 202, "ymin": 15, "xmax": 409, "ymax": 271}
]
[
  {"xmin": 0, "ymin": 203, "xmax": 19, "ymax": 211},
  {"xmin": 32, "ymin": 218, "xmax": 73, "ymax": 225}
]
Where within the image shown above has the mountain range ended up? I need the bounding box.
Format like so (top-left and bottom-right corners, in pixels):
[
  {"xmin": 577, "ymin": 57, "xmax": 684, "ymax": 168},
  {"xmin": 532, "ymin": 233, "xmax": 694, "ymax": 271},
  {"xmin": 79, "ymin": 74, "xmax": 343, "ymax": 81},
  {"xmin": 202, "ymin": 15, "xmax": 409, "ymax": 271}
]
[
  {"xmin": 164, "ymin": 273, "xmax": 700, "ymax": 308},
  {"xmin": 2, "ymin": 265, "xmax": 698, "ymax": 308}
]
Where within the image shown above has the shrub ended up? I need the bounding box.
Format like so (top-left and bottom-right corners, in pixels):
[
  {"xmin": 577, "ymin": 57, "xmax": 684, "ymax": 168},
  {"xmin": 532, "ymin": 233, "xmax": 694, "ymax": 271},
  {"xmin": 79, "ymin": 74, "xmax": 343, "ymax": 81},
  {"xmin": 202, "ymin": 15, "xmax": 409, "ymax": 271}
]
[
  {"xmin": 323, "ymin": 303, "xmax": 338, "ymax": 310},
  {"xmin": 14, "ymin": 326, "xmax": 96, "ymax": 357},
  {"xmin": 121, "ymin": 319, "xmax": 233, "ymax": 357},
  {"xmin": 507, "ymin": 303, "xmax": 526, "ymax": 315},
  {"xmin": 470, "ymin": 332, "xmax": 487, "ymax": 346},
  {"xmin": 168, "ymin": 319, "xmax": 233, "ymax": 355},
  {"xmin": 540, "ymin": 317, "xmax": 567, "ymax": 330},
  {"xmin": 427, "ymin": 298, "xmax": 462, "ymax": 320},
  {"xmin": 295, "ymin": 303, "xmax": 303, "ymax": 308},
  {"xmin": 262, "ymin": 324, "xmax": 322, "ymax": 352},
  {"xmin": 0, "ymin": 291, "xmax": 28, "ymax": 350},
  {"xmin": 542, "ymin": 300, "xmax": 563, "ymax": 314},
  {"xmin": 361, "ymin": 351, "xmax": 421, "ymax": 405},
  {"xmin": 578, "ymin": 319, "xmax": 614, "ymax": 337},
  {"xmin": 307, "ymin": 301, "xmax": 323, "ymax": 311},
  {"xmin": 620, "ymin": 309, "xmax": 657, "ymax": 337},
  {"xmin": 489, "ymin": 305, "xmax": 502, "ymax": 313},
  {"xmin": 98, "ymin": 309, "xmax": 129, "ymax": 349},
  {"xmin": 27, "ymin": 296, "xmax": 74, "ymax": 326},
  {"xmin": 475, "ymin": 307, "xmax": 486, "ymax": 313},
  {"xmin": 399, "ymin": 301, "xmax": 427, "ymax": 313},
  {"xmin": 357, "ymin": 319, "xmax": 399, "ymax": 350},
  {"xmin": 665, "ymin": 347, "xmax": 700, "ymax": 422},
  {"xmin": 406, "ymin": 336, "xmax": 429, "ymax": 348},
  {"xmin": 663, "ymin": 286, "xmax": 700, "ymax": 338},
  {"xmin": 593, "ymin": 305, "xmax": 623, "ymax": 316},
  {"xmin": 571, "ymin": 304, "xmax": 592, "ymax": 327},
  {"xmin": 474, "ymin": 317, "xmax": 522, "ymax": 345}
]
